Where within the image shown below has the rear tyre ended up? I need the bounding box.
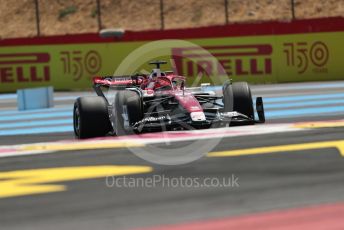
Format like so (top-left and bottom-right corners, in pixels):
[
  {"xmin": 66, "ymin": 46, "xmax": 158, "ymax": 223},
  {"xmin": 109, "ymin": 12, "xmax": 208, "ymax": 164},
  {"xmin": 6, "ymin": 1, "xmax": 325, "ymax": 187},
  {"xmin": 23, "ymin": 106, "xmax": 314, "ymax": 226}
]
[
  {"xmin": 112, "ymin": 90, "xmax": 143, "ymax": 136},
  {"xmin": 73, "ymin": 97, "xmax": 112, "ymax": 139},
  {"xmin": 223, "ymin": 82, "xmax": 255, "ymax": 120}
]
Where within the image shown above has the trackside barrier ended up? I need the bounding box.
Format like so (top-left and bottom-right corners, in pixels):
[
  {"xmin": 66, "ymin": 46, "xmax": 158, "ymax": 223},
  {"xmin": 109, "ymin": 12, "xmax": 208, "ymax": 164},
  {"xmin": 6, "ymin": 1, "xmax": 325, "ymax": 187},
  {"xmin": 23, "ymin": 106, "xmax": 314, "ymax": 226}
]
[
  {"xmin": 0, "ymin": 17, "xmax": 344, "ymax": 92},
  {"xmin": 17, "ymin": 86, "xmax": 53, "ymax": 110}
]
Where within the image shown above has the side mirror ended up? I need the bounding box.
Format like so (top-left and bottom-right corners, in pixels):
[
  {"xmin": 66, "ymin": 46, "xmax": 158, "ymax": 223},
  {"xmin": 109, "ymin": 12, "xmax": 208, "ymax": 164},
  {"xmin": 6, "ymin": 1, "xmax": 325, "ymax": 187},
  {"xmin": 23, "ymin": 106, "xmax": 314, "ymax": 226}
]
[{"xmin": 181, "ymin": 81, "xmax": 185, "ymax": 96}]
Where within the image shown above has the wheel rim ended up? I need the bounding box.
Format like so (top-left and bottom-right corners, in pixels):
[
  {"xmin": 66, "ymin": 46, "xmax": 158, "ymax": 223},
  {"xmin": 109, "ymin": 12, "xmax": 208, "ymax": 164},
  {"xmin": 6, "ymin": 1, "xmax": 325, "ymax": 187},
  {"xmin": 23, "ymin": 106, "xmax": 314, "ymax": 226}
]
[{"xmin": 74, "ymin": 107, "xmax": 81, "ymax": 136}]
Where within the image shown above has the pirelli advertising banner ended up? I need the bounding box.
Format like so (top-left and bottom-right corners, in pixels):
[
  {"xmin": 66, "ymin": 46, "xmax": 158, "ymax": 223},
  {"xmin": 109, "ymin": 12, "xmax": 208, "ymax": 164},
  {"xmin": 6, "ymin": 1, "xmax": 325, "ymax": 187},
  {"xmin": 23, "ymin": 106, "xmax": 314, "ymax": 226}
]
[
  {"xmin": 175, "ymin": 32, "xmax": 342, "ymax": 84},
  {"xmin": 0, "ymin": 18, "xmax": 343, "ymax": 92}
]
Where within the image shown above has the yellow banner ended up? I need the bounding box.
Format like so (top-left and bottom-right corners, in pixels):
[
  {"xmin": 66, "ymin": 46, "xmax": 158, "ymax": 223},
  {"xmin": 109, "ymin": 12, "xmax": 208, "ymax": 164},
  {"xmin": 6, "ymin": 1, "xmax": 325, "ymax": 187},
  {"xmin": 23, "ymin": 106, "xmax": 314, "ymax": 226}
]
[{"xmin": 0, "ymin": 32, "xmax": 343, "ymax": 92}]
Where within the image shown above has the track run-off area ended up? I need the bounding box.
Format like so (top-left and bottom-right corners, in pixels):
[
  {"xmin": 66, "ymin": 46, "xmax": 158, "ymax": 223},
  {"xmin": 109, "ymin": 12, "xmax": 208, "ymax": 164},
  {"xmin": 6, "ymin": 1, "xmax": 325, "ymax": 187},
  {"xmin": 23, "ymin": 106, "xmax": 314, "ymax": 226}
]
[{"xmin": 0, "ymin": 81, "xmax": 344, "ymax": 230}]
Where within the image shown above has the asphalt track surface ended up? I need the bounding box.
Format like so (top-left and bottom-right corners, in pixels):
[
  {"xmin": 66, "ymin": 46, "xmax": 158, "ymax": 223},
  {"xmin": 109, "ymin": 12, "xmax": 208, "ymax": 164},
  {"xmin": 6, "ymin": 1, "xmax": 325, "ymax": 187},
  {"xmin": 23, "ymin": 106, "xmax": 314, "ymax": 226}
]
[{"xmin": 1, "ymin": 82, "xmax": 344, "ymax": 230}]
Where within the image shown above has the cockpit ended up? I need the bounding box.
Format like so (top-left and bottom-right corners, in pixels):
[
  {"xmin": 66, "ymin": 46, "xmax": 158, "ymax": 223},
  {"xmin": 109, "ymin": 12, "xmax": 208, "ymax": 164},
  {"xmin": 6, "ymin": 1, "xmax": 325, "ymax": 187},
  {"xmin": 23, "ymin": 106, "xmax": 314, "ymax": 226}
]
[{"xmin": 142, "ymin": 60, "xmax": 185, "ymax": 92}]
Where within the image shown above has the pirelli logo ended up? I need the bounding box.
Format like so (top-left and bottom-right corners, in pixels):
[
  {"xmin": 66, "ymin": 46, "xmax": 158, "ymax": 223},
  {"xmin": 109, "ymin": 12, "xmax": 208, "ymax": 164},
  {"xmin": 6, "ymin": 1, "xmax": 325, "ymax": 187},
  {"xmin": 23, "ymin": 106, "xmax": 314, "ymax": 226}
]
[
  {"xmin": 172, "ymin": 45, "xmax": 273, "ymax": 77},
  {"xmin": 0, "ymin": 53, "xmax": 51, "ymax": 83}
]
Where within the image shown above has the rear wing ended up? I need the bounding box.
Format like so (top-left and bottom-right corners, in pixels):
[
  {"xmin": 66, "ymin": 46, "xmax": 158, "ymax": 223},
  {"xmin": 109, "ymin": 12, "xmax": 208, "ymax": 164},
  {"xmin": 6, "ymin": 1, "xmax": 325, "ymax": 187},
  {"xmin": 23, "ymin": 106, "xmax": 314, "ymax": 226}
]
[
  {"xmin": 93, "ymin": 76, "xmax": 144, "ymax": 87},
  {"xmin": 92, "ymin": 76, "xmax": 144, "ymax": 98}
]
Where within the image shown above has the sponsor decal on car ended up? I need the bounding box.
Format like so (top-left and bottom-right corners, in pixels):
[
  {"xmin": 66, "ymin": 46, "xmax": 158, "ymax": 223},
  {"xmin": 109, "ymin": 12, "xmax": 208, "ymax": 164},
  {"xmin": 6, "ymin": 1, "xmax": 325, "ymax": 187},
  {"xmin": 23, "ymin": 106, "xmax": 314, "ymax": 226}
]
[
  {"xmin": 220, "ymin": 112, "xmax": 240, "ymax": 117},
  {"xmin": 141, "ymin": 114, "xmax": 171, "ymax": 123}
]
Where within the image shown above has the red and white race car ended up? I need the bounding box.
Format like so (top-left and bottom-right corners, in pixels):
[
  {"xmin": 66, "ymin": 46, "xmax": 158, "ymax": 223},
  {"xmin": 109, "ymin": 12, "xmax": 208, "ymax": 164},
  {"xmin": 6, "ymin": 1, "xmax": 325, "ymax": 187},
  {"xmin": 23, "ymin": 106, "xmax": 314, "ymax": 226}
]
[{"xmin": 73, "ymin": 61, "xmax": 265, "ymax": 139}]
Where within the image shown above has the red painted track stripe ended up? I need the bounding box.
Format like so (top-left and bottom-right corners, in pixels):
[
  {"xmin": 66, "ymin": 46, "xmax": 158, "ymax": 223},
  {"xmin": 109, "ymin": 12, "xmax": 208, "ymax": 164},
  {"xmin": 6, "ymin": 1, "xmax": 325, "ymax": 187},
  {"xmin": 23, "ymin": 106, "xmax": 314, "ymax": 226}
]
[
  {"xmin": 136, "ymin": 203, "xmax": 344, "ymax": 230},
  {"xmin": 0, "ymin": 149, "xmax": 17, "ymax": 153}
]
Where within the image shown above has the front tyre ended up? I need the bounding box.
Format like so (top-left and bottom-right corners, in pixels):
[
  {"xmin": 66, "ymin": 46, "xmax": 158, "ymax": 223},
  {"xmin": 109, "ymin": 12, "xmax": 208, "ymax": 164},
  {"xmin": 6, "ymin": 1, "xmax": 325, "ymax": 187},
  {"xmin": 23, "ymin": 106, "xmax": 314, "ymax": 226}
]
[
  {"xmin": 223, "ymin": 82, "xmax": 255, "ymax": 120},
  {"xmin": 73, "ymin": 97, "xmax": 112, "ymax": 139}
]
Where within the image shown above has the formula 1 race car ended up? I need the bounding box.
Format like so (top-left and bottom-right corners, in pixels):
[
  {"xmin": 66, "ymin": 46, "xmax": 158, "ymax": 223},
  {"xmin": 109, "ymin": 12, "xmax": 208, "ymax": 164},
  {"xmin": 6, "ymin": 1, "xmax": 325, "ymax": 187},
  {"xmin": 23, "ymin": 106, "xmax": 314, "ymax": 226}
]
[{"xmin": 73, "ymin": 61, "xmax": 265, "ymax": 139}]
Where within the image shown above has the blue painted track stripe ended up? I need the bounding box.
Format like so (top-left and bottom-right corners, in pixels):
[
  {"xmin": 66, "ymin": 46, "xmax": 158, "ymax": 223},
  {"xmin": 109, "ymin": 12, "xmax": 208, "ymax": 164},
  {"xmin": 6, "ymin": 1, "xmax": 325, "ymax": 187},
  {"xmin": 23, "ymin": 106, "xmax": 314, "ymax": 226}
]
[
  {"xmin": 0, "ymin": 94, "xmax": 16, "ymax": 100},
  {"xmin": 0, "ymin": 119, "xmax": 71, "ymax": 129},
  {"xmin": 0, "ymin": 101, "xmax": 342, "ymax": 123},
  {"xmin": 266, "ymin": 106, "xmax": 344, "ymax": 118},
  {"xmin": 261, "ymin": 93, "xmax": 344, "ymax": 103},
  {"xmin": 264, "ymin": 99, "xmax": 344, "ymax": 109},
  {"xmin": 0, "ymin": 107, "xmax": 71, "ymax": 116},
  {"xmin": 0, "ymin": 111, "xmax": 72, "ymax": 121},
  {"xmin": 206, "ymin": 82, "xmax": 344, "ymax": 91},
  {"xmin": 1, "ymin": 106, "xmax": 341, "ymax": 135},
  {"xmin": 0, "ymin": 126, "xmax": 73, "ymax": 136},
  {"xmin": 254, "ymin": 82, "xmax": 344, "ymax": 90},
  {"xmin": 0, "ymin": 94, "xmax": 88, "ymax": 101}
]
